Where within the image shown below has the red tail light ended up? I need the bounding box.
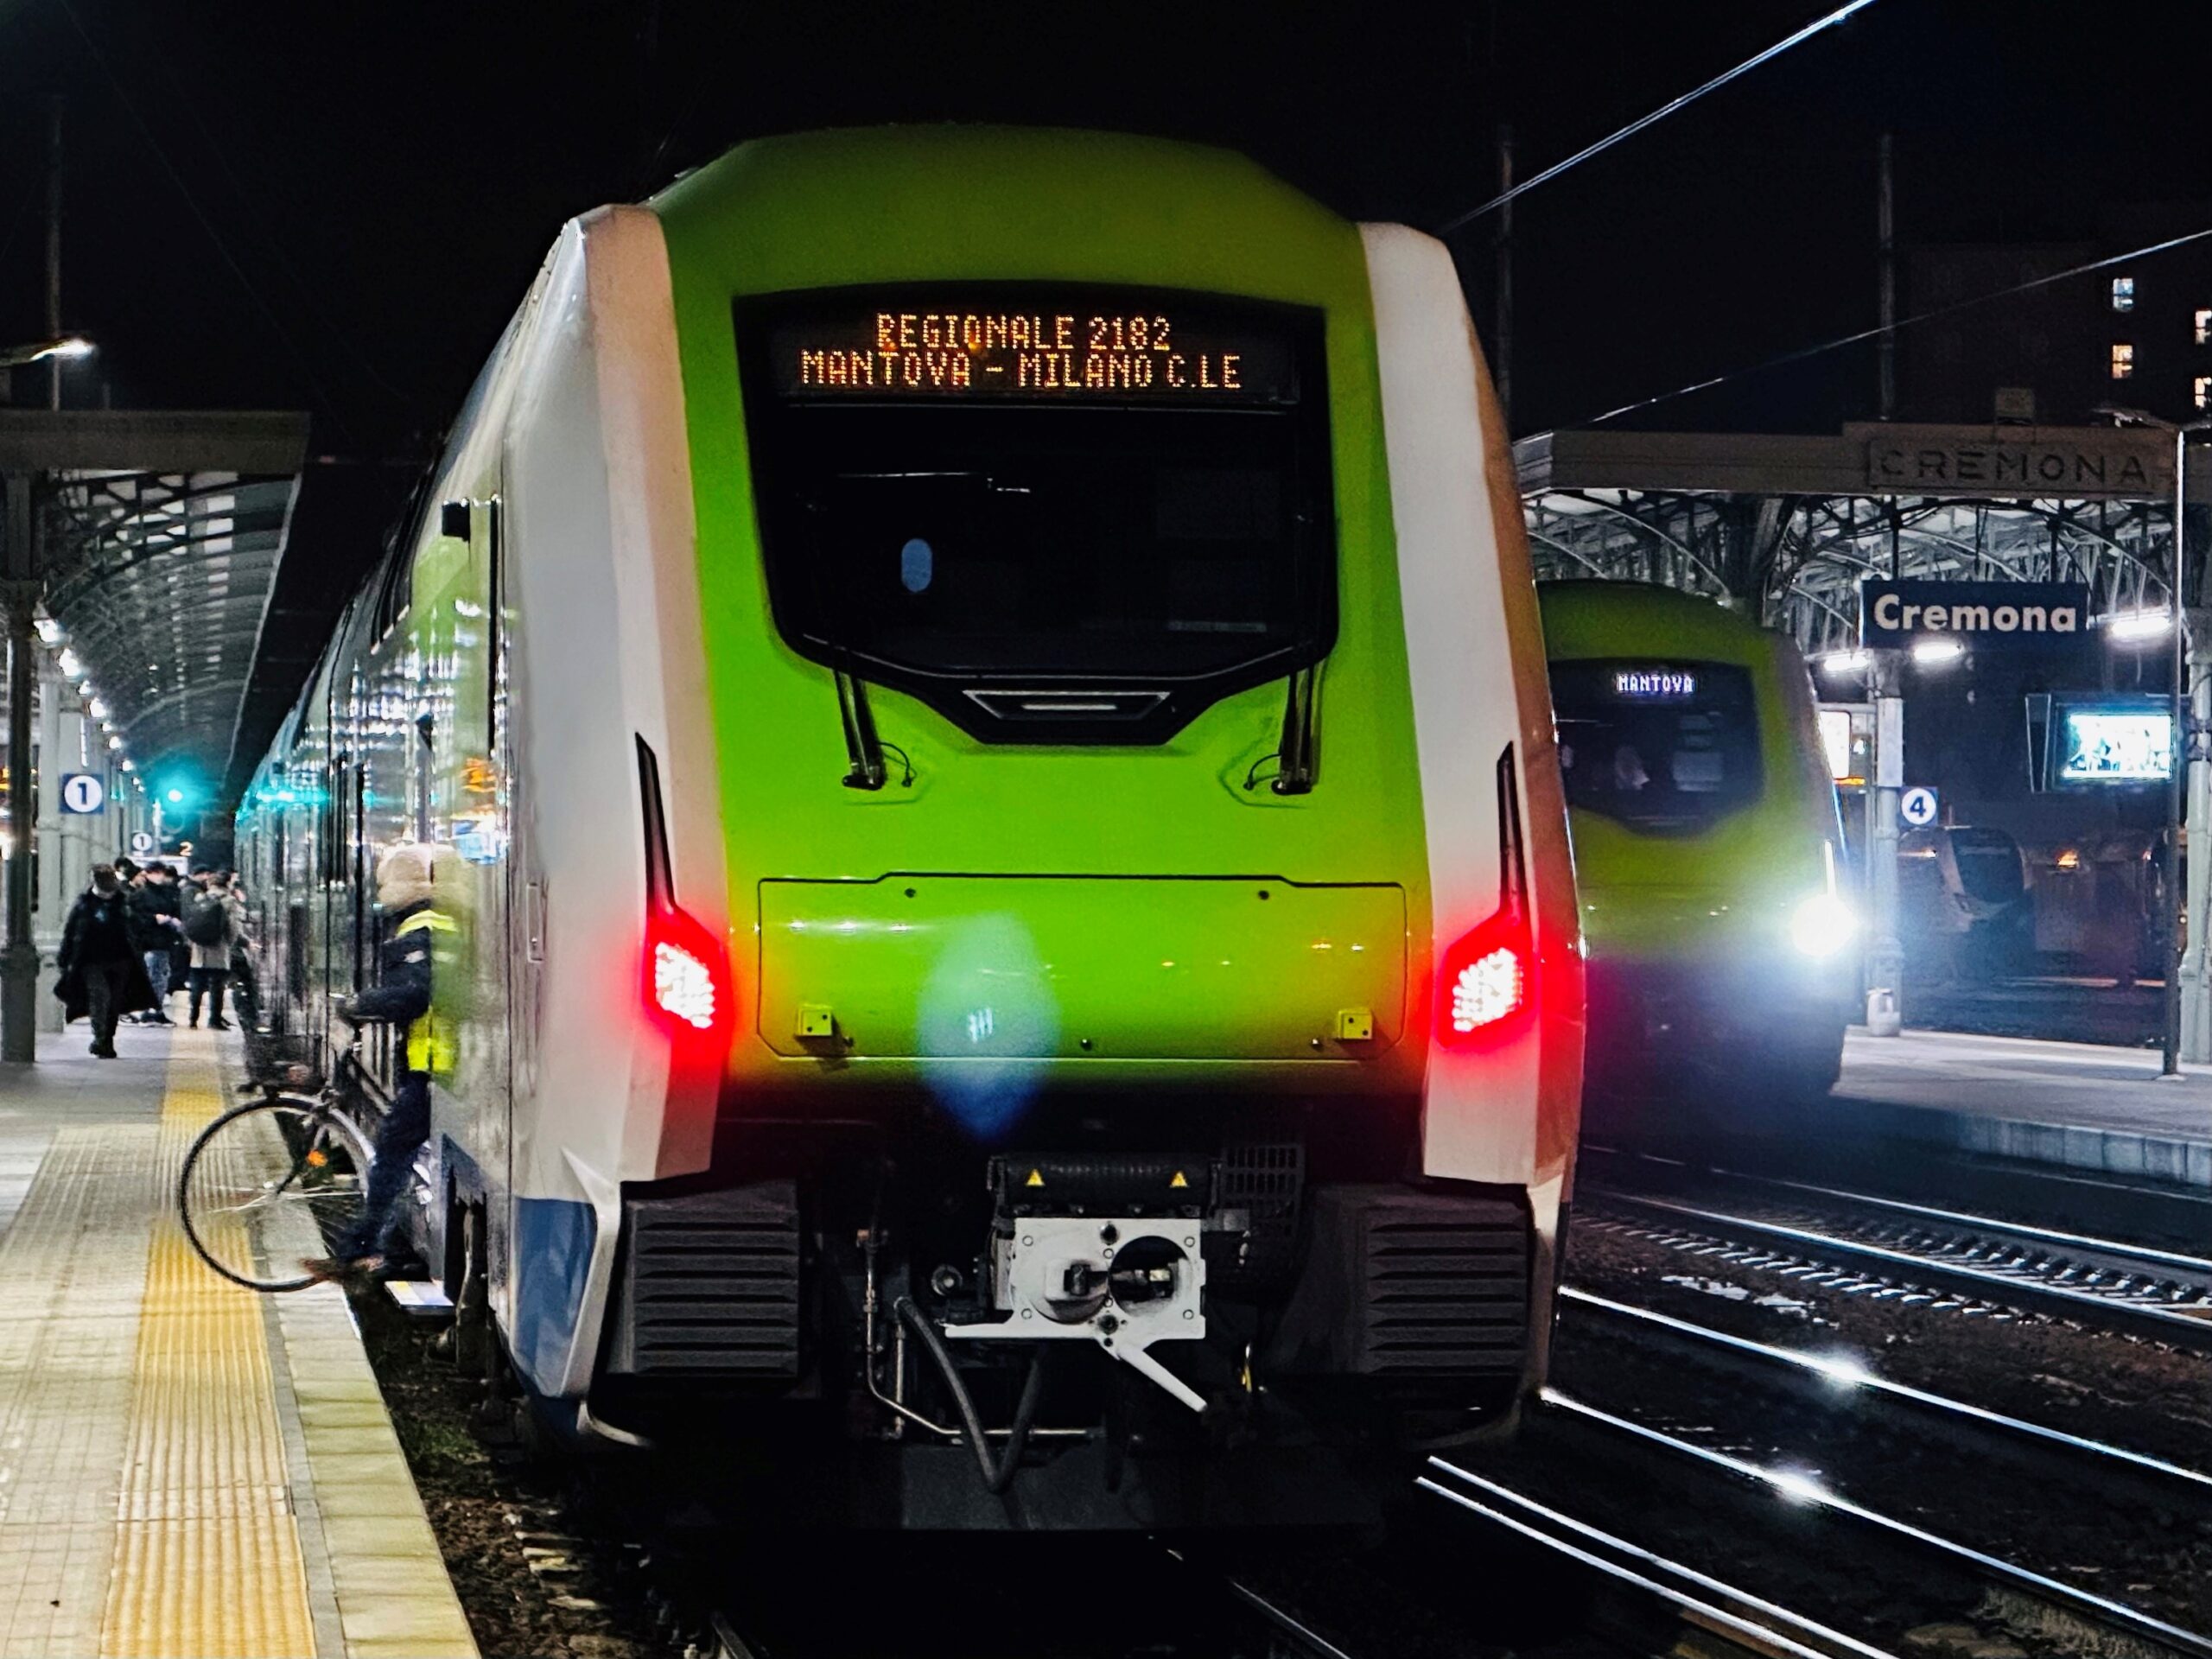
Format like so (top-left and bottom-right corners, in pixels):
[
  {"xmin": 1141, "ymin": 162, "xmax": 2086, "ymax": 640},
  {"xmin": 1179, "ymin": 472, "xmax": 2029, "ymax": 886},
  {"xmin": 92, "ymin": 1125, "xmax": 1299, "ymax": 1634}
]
[
  {"xmin": 643, "ymin": 903, "xmax": 731, "ymax": 1040},
  {"xmin": 1435, "ymin": 743, "xmax": 1535, "ymax": 1050},
  {"xmin": 1437, "ymin": 910, "xmax": 1530, "ymax": 1046}
]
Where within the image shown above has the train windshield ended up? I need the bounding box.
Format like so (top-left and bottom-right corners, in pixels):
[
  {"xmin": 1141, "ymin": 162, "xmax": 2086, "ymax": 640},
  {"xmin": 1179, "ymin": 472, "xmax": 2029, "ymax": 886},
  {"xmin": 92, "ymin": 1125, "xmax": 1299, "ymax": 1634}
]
[
  {"xmin": 1550, "ymin": 660, "xmax": 1764, "ymax": 836},
  {"xmin": 734, "ymin": 286, "xmax": 1335, "ymax": 744}
]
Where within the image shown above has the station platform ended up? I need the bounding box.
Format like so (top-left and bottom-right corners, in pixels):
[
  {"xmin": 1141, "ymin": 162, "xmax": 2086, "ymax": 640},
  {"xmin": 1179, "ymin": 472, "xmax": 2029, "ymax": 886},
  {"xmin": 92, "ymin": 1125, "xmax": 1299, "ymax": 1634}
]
[
  {"xmin": 1826, "ymin": 1027, "xmax": 2212, "ymax": 1188},
  {"xmin": 0, "ymin": 1026, "xmax": 475, "ymax": 1658}
]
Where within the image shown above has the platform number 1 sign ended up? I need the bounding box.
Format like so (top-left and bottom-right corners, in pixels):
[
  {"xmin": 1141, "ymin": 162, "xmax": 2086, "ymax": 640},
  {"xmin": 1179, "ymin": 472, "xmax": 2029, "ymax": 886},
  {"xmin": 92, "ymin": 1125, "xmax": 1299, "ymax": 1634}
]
[
  {"xmin": 59, "ymin": 772, "xmax": 105, "ymax": 816},
  {"xmin": 1900, "ymin": 786, "xmax": 1939, "ymax": 829}
]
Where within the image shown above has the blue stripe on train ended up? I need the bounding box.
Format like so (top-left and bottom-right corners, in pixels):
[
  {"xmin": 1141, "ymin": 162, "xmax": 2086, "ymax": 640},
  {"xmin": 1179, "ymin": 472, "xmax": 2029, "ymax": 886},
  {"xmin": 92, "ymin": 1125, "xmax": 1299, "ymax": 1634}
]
[{"xmin": 512, "ymin": 1195, "xmax": 595, "ymax": 1395}]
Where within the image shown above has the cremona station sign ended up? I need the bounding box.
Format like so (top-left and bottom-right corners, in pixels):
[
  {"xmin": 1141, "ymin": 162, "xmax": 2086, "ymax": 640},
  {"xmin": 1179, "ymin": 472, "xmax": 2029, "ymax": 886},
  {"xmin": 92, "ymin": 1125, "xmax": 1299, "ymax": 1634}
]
[{"xmin": 1860, "ymin": 579, "xmax": 2093, "ymax": 652}]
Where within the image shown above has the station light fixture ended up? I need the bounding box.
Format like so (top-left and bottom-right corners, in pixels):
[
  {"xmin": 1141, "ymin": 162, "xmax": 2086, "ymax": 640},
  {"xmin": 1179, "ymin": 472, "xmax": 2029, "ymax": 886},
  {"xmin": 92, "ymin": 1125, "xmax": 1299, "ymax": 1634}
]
[
  {"xmin": 1817, "ymin": 649, "xmax": 1872, "ymax": 674},
  {"xmin": 0, "ymin": 335, "xmax": 93, "ymax": 370},
  {"xmin": 106, "ymin": 734, "xmax": 121, "ymax": 750},
  {"xmin": 1910, "ymin": 638, "xmax": 1965, "ymax": 667},
  {"xmin": 88, "ymin": 697, "xmax": 109, "ymax": 721},
  {"xmin": 58, "ymin": 648, "xmax": 82, "ymax": 679},
  {"xmin": 2102, "ymin": 608, "xmax": 2173, "ymax": 644},
  {"xmin": 34, "ymin": 617, "xmax": 61, "ymax": 646}
]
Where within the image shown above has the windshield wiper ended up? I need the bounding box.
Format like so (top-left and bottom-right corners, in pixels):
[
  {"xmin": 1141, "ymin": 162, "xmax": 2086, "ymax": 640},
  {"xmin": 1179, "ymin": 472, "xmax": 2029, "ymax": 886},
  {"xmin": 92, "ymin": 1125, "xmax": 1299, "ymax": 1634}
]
[
  {"xmin": 836, "ymin": 670, "xmax": 887, "ymax": 790},
  {"xmin": 1272, "ymin": 664, "xmax": 1321, "ymax": 794},
  {"xmin": 835, "ymin": 671, "xmax": 913, "ymax": 791}
]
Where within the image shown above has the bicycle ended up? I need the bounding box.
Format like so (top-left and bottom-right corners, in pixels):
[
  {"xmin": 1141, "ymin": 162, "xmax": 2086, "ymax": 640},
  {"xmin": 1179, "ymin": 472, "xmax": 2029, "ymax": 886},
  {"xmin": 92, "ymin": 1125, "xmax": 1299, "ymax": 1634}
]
[{"xmin": 176, "ymin": 1007, "xmax": 380, "ymax": 1292}]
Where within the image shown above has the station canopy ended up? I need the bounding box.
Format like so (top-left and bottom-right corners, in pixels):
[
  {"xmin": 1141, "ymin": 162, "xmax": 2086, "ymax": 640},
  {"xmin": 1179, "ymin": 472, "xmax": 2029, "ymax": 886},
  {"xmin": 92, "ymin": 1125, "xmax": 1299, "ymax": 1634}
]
[
  {"xmin": 3, "ymin": 410, "xmax": 310, "ymax": 789},
  {"xmin": 1516, "ymin": 423, "xmax": 2212, "ymax": 654}
]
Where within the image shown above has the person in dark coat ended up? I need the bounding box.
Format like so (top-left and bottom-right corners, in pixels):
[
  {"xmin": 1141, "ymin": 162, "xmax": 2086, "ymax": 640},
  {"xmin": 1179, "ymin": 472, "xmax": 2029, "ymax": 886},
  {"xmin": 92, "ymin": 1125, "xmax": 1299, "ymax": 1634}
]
[
  {"xmin": 55, "ymin": 865, "xmax": 156, "ymax": 1057},
  {"xmin": 126, "ymin": 864, "xmax": 182, "ymax": 1025}
]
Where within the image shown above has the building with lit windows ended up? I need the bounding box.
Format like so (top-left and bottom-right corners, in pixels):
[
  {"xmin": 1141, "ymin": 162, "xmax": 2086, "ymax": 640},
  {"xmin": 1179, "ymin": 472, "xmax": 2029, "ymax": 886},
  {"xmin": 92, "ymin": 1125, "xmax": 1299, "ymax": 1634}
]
[{"xmin": 1901, "ymin": 204, "xmax": 2212, "ymax": 427}]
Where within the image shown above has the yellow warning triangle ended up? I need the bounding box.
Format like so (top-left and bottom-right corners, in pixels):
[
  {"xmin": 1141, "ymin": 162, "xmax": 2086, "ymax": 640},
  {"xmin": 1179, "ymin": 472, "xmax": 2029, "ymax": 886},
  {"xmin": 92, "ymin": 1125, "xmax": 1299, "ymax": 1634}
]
[
  {"xmin": 1024, "ymin": 1168, "xmax": 1046, "ymax": 1188},
  {"xmin": 1168, "ymin": 1170, "xmax": 1189, "ymax": 1189}
]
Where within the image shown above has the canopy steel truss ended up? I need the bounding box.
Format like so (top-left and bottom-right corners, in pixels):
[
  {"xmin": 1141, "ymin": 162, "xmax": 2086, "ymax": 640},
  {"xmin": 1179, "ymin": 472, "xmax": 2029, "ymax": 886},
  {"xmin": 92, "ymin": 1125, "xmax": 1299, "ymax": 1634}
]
[
  {"xmin": 40, "ymin": 468, "xmax": 297, "ymax": 778},
  {"xmin": 1522, "ymin": 489, "xmax": 2185, "ymax": 652},
  {"xmin": 1514, "ymin": 425, "xmax": 2208, "ymax": 650}
]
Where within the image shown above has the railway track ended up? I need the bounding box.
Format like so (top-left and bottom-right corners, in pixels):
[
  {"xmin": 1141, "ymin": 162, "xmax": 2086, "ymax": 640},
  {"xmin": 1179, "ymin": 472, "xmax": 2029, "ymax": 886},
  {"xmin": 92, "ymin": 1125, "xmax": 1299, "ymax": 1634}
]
[
  {"xmin": 1434, "ymin": 1387, "xmax": 2212, "ymax": 1659},
  {"xmin": 1561, "ymin": 1285, "xmax": 2212, "ymax": 1500},
  {"xmin": 1577, "ymin": 1149, "xmax": 2212, "ymax": 1351},
  {"xmin": 1419, "ymin": 1463, "xmax": 1895, "ymax": 1658}
]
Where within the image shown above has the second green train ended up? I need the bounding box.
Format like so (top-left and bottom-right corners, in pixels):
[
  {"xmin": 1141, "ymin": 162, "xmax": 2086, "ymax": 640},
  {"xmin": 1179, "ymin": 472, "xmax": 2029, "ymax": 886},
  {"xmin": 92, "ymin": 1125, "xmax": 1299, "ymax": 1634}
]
[{"xmin": 1541, "ymin": 581, "xmax": 1855, "ymax": 1117}]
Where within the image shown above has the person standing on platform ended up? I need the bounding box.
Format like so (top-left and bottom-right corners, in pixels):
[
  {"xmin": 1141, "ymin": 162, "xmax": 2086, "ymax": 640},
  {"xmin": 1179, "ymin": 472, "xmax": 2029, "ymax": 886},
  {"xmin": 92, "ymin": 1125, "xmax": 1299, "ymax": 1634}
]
[
  {"xmin": 55, "ymin": 865, "xmax": 155, "ymax": 1058},
  {"xmin": 182, "ymin": 871, "xmax": 241, "ymax": 1030},
  {"xmin": 126, "ymin": 863, "xmax": 181, "ymax": 1025},
  {"xmin": 304, "ymin": 843, "xmax": 454, "ymax": 1281}
]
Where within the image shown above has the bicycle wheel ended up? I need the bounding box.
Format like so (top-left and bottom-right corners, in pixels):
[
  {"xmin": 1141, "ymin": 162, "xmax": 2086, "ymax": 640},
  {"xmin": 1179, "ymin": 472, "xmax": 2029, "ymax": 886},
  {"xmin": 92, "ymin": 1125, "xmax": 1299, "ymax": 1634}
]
[{"xmin": 178, "ymin": 1096, "xmax": 374, "ymax": 1291}]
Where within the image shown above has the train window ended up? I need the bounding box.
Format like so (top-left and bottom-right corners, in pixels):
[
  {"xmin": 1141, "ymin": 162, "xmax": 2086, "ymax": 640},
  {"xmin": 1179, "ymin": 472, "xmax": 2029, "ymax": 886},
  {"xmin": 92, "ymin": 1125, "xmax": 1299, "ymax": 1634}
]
[
  {"xmin": 1551, "ymin": 660, "xmax": 1764, "ymax": 836},
  {"xmin": 734, "ymin": 285, "xmax": 1335, "ymax": 745}
]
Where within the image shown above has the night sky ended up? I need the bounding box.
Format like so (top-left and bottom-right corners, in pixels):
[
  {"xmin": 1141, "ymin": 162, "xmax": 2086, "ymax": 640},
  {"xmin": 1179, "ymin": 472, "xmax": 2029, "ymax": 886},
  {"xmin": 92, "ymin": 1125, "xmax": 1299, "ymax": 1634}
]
[{"xmin": 5, "ymin": 0, "xmax": 2211, "ymax": 792}]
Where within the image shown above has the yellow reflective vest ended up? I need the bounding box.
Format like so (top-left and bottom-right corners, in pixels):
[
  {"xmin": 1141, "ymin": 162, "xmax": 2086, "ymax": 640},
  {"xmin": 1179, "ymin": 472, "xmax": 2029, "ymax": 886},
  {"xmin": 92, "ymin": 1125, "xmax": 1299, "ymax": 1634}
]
[{"xmin": 395, "ymin": 908, "xmax": 459, "ymax": 1076}]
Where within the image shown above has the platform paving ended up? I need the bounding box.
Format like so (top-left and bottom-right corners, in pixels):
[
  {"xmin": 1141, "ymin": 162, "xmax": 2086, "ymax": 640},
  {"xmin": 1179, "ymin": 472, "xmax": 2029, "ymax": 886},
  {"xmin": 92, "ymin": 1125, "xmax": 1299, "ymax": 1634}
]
[
  {"xmin": 1827, "ymin": 1027, "xmax": 2212, "ymax": 1187},
  {"xmin": 0, "ymin": 1023, "xmax": 475, "ymax": 1658}
]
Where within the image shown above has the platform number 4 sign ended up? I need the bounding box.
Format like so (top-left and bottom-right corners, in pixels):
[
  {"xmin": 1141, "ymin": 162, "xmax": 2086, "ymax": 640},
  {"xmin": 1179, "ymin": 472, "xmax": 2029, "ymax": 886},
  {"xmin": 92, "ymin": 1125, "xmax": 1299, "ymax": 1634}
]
[
  {"xmin": 1900, "ymin": 785, "xmax": 1939, "ymax": 829},
  {"xmin": 59, "ymin": 772, "xmax": 106, "ymax": 816}
]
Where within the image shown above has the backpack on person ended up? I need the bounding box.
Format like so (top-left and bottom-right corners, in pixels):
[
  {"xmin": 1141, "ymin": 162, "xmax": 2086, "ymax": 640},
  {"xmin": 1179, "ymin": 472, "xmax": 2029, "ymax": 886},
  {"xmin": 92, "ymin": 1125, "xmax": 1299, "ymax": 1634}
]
[{"xmin": 182, "ymin": 891, "xmax": 230, "ymax": 947}]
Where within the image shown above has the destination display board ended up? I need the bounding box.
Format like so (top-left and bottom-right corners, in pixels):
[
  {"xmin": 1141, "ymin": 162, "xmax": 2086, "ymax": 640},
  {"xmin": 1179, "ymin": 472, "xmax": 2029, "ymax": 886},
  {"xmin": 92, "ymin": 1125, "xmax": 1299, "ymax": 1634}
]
[
  {"xmin": 753, "ymin": 289, "xmax": 1304, "ymax": 406},
  {"xmin": 1860, "ymin": 579, "xmax": 2093, "ymax": 652},
  {"xmin": 1611, "ymin": 668, "xmax": 1700, "ymax": 701}
]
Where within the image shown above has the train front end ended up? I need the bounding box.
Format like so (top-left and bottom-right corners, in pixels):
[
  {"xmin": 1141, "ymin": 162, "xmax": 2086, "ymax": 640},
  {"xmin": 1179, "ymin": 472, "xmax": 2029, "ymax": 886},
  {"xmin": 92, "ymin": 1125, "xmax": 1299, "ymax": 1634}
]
[
  {"xmin": 1540, "ymin": 582, "xmax": 1854, "ymax": 1120},
  {"xmin": 518, "ymin": 129, "xmax": 1581, "ymax": 1529}
]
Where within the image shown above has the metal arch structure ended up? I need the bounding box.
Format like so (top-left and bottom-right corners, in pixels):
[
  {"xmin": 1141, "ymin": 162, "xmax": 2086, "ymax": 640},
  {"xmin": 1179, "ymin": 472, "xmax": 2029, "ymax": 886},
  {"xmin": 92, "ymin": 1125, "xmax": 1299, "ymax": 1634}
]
[
  {"xmin": 0, "ymin": 412, "xmax": 308, "ymax": 785},
  {"xmin": 0, "ymin": 409, "xmax": 308, "ymax": 1063},
  {"xmin": 1514, "ymin": 424, "xmax": 2209, "ymax": 649},
  {"xmin": 41, "ymin": 469, "xmax": 299, "ymax": 780}
]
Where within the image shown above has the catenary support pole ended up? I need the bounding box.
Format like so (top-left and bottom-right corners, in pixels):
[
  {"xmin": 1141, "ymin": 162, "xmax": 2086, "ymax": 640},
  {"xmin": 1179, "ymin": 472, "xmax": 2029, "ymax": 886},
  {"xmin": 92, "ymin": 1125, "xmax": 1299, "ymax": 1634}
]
[
  {"xmin": 1877, "ymin": 133, "xmax": 1895, "ymax": 422},
  {"xmin": 2, "ymin": 475, "xmax": 39, "ymax": 1062},
  {"xmin": 2164, "ymin": 431, "xmax": 2187, "ymax": 1075},
  {"xmin": 2181, "ymin": 602, "xmax": 2212, "ymax": 1062},
  {"xmin": 44, "ymin": 99, "xmax": 62, "ymax": 414},
  {"xmin": 1866, "ymin": 650, "xmax": 1904, "ymax": 1035}
]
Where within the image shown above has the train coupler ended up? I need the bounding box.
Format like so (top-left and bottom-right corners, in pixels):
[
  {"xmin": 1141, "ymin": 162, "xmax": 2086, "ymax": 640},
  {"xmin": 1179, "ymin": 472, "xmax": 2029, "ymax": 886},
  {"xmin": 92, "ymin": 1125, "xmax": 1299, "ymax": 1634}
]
[{"xmin": 943, "ymin": 1213, "xmax": 1209, "ymax": 1413}]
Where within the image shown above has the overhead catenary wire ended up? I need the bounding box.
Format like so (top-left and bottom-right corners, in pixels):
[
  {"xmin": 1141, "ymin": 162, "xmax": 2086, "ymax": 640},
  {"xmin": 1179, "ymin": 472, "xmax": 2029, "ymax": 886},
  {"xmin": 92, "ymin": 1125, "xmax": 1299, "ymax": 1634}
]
[
  {"xmin": 1436, "ymin": 0, "xmax": 1879, "ymax": 236},
  {"xmin": 1573, "ymin": 222, "xmax": 2212, "ymax": 429}
]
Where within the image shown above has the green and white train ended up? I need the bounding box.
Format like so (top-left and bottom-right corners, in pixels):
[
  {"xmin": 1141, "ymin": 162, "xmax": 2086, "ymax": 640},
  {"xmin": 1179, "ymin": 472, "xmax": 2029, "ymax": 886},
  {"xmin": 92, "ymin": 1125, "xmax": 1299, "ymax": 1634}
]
[{"xmin": 235, "ymin": 127, "xmax": 1585, "ymax": 1529}]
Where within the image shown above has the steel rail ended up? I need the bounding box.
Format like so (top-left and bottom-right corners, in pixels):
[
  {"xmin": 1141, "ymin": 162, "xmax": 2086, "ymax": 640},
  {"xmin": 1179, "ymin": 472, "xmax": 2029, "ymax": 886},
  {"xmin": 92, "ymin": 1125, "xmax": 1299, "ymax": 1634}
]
[
  {"xmin": 1536, "ymin": 1390, "xmax": 2212, "ymax": 1659},
  {"xmin": 1217, "ymin": 1576, "xmax": 1360, "ymax": 1659},
  {"xmin": 1582, "ymin": 1144, "xmax": 2212, "ymax": 1277},
  {"xmin": 1581, "ymin": 1186, "xmax": 2212, "ymax": 1351},
  {"xmin": 1420, "ymin": 1465, "xmax": 1896, "ymax": 1659},
  {"xmin": 1560, "ymin": 1286, "xmax": 2212, "ymax": 1495}
]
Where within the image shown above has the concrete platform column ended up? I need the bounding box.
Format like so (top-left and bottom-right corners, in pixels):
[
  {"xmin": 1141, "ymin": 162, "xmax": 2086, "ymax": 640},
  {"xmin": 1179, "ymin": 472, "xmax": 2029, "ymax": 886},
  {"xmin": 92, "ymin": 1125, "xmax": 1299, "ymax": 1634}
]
[
  {"xmin": 35, "ymin": 657, "xmax": 92, "ymax": 1033},
  {"xmin": 3, "ymin": 470, "xmax": 38, "ymax": 1064},
  {"xmin": 1864, "ymin": 650, "xmax": 1905, "ymax": 1036}
]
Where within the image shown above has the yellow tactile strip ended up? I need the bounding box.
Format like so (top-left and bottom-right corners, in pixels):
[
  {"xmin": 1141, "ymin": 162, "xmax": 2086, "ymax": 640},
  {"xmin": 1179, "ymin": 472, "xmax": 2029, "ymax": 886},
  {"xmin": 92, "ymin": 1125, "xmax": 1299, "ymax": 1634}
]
[
  {"xmin": 98, "ymin": 1037, "xmax": 315, "ymax": 1657},
  {"xmin": 0, "ymin": 1029, "xmax": 474, "ymax": 1658}
]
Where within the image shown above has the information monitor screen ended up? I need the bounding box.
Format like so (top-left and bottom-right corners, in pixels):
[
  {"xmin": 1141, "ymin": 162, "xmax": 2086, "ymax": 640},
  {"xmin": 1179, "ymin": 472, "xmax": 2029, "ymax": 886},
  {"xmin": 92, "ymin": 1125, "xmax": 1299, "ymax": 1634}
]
[{"xmin": 2058, "ymin": 709, "xmax": 2172, "ymax": 783}]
